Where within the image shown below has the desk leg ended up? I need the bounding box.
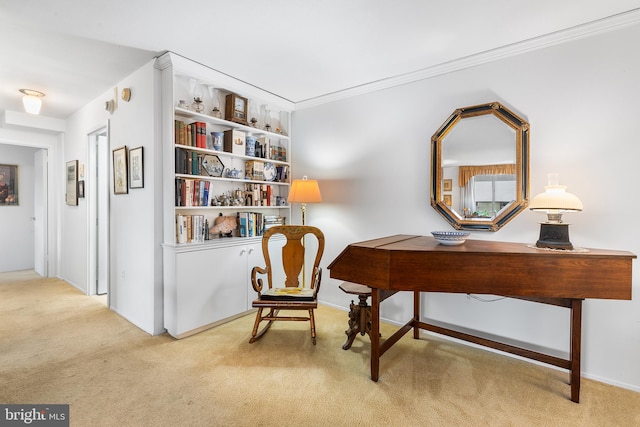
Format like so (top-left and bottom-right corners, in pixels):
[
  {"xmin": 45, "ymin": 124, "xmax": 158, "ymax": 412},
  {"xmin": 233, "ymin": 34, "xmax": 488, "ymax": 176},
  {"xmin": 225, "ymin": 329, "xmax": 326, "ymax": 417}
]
[
  {"xmin": 371, "ymin": 288, "xmax": 380, "ymax": 382},
  {"xmin": 570, "ymin": 299, "xmax": 583, "ymax": 403},
  {"xmin": 413, "ymin": 291, "xmax": 420, "ymax": 339}
]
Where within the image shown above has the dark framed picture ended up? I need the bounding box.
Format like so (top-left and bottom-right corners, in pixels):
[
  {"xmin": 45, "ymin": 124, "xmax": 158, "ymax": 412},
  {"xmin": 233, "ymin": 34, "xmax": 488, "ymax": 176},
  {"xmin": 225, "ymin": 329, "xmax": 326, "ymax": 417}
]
[
  {"xmin": 78, "ymin": 180, "xmax": 85, "ymax": 198},
  {"xmin": 0, "ymin": 164, "xmax": 19, "ymax": 205},
  {"xmin": 112, "ymin": 146, "xmax": 128, "ymax": 194},
  {"xmin": 66, "ymin": 160, "xmax": 78, "ymax": 206},
  {"xmin": 443, "ymin": 179, "xmax": 452, "ymax": 192},
  {"xmin": 129, "ymin": 146, "xmax": 144, "ymax": 189},
  {"xmin": 225, "ymin": 93, "xmax": 248, "ymax": 125}
]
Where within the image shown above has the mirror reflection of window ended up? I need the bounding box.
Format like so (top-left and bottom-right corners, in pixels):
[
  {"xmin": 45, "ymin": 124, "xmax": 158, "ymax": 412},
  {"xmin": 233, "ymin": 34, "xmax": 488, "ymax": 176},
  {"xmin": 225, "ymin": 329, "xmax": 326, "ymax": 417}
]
[{"xmin": 472, "ymin": 174, "xmax": 516, "ymax": 218}]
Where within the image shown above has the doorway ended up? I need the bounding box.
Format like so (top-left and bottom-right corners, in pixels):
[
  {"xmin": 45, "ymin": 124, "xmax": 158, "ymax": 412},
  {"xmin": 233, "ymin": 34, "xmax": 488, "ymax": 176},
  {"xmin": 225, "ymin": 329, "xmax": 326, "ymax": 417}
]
[
  {"xmin": 88, "ymin": 126, "xmax": 110, "ymax": 300},
  {"xmin": 33, "ymin": 149, "xmax": 48, "ymax": 276}
]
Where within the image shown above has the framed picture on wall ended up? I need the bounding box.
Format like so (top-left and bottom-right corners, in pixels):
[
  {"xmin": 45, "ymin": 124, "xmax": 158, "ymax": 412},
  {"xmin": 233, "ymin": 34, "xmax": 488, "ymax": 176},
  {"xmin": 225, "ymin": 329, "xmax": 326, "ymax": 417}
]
[
  {"xmin": 66, "ymin": 160, "xmax": 78, "ymax": 206},
  {"xmin": 0, "ymin": 164, "xmax": 19, "ymax": 205},
  {"xmin": 112, "ymin": 146, "xmax": 128, "ymax": 194},
  {"xmin": 443, "ymin": 194, "xmax": 452, "ymax": 206},
  {"xmin": 129, "ymin": 146, "xmax": 144, "ymax": 189},
  {"xmin": 443, "ymin": 179, "xmax": 452, "ymax": 192}
]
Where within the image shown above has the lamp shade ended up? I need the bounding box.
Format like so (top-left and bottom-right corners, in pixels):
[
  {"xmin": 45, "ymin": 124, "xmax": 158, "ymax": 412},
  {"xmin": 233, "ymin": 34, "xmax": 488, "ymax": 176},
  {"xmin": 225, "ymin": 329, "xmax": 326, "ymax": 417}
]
[
  {"xmin": 529, "ymin": 185, "xmax": 583, "ymax": 212},
  {"xmin": 288, "ymin": 176, "xmax": 322, "ymax": 204}
]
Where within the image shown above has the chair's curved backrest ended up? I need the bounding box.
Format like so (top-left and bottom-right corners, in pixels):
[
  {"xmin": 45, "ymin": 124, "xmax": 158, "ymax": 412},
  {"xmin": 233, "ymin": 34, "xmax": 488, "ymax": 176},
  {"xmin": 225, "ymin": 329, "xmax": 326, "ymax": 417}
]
[{"xmin": 261, "ymin": 225, "xmax": 325, "ymax": 289}]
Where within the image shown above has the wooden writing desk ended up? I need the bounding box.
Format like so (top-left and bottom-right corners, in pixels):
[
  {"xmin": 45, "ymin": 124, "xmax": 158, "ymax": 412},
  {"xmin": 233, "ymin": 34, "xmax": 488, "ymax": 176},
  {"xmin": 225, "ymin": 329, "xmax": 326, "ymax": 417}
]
[{"xmin": 328, "ymin": 235, "xmax": 635, "ymax": 403}]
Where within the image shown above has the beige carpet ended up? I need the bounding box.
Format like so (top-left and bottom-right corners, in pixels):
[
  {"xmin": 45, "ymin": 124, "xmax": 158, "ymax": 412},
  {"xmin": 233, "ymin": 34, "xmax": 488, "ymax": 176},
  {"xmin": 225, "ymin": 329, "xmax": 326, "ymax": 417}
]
[{"xmin": 1, "ymin": 270, "xmax": 640, "ymax": 426}]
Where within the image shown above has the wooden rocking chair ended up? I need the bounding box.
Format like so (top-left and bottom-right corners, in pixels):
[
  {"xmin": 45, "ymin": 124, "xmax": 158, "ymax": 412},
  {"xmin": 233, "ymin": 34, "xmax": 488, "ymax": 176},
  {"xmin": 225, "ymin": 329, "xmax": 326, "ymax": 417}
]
[{"xmin": 249, "ymin": 225, "xmax": 325, "ymax": 344}]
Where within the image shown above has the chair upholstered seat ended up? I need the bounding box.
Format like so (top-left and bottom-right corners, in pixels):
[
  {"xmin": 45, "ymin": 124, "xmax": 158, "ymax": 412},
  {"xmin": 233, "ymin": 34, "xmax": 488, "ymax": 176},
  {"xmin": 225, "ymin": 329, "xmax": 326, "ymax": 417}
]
[{"xmin": 249, "ymin": 225, "xmax": 325, "ymax": 344}]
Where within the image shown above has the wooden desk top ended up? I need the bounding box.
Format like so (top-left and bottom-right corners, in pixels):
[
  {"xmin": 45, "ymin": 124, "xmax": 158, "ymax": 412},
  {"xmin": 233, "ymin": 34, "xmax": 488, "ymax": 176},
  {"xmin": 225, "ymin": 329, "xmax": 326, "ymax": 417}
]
[{"xmin": 328, "ymin": 235, "xmax": 636, "ymax": 300}]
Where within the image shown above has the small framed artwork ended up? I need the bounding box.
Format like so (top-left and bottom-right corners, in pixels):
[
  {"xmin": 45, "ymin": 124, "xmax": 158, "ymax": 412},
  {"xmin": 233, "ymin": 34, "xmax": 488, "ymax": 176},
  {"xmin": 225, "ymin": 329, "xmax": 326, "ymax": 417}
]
[
  {"xmin": 66, "ymin": 160, "xmax": 78, "ymax": 206},
  {"xmin": 443, "ymin": 179, "xmax": 452, "ymax": 192},
  {"xmin": 0, "ymin": 164, "xmax": 19, "ymax": 205},
  {"xmin": 129, "ymin": 146, "xmax": 144, "ymax": 189},
  {"xmin": 202, "ymin": 155, "xmax": 224, "ymax": 177},
  {"xmin": 112, "ymin": 146, "xmax": 128, "ymax": 194},
  {"xmin": 78, "ymin": 180, "xmax": 85, "ymax": 198},
  {"xmin": 443, "ymin": 194, "xmax": 452, "ymax": 206},
  {"xmin": 224, "ymin": 93, "xmax": 249, "ymax": 125}
]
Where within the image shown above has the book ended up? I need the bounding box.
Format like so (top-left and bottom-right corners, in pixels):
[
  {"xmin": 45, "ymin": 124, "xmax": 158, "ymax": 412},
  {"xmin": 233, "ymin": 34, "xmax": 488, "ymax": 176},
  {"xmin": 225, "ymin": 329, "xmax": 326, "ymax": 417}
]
[
  {"xmin": 223, "ymin": 129, "xmax": 246, "ymax": 155},
  {"xmin": 238, "ymin": 212, "xmax": 249, "ymax": 237},
  {"xmin": 176, "ymin": 215, "xmax": 187, "ymax": 244},
  {"xmin": 203, "ymin": 181, "xmax": 210, "ymax": 207}
]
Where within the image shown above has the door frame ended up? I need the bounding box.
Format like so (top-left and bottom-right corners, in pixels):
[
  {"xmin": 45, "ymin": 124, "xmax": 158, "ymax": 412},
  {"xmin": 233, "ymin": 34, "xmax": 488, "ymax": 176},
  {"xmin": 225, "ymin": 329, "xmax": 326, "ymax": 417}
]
[
  {"xmin": 87, "ymin": 124, "xmax": 110, "ymax": 300},
  {"xmin": 0, "ymin": 139, "xmax": 58, "ymax": 277}
]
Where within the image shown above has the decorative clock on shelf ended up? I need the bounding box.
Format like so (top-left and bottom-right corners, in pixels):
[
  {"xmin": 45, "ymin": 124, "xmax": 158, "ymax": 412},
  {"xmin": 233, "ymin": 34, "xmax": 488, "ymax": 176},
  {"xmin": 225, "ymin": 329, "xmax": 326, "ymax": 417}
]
[{"xmin": 225, "ymin": 93, "xmax": 249, "ymax": 125}]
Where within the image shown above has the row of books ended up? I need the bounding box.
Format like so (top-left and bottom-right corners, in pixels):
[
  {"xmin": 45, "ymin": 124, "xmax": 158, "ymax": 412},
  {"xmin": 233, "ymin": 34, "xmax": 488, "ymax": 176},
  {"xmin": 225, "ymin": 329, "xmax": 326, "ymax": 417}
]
[
  {"xmin": 176, "ymin": 178, "xmax": 211, "ymax": 207},
  {"xmin": 176, "ymin": 148, "xmax": 212, "ymax": 176},
  {"xmin": 176, "ymin": 213, "xmax": 286, "ymax": 243},
  {"xmin": 238, "ymin": 213, "xmax": 286, "ymax": 237},
  {"xmin": 175, "ymin": 120, "xmax": 207, "ymax": 148},
  {"xmin": 176, "ymin": 214, "xmax": 207, "ymax": 244},
  {"xmin": 175, "ymin": 119, "xmax": 288, "ymax": 163},
  {"xmin": 245, "ymin": 183, "xmax": 276, "ymax": 207}
]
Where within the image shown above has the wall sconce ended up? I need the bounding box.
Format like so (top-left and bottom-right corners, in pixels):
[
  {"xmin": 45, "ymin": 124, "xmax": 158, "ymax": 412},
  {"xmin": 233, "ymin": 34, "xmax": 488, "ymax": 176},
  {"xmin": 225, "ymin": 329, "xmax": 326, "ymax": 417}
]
[
  {"xmin": 529, "ymin": 173, "xmax": 583, "ymax": 250},
  {"xmin": 19, "ymin": 89, "xmax": 45, "ymax": 115}
]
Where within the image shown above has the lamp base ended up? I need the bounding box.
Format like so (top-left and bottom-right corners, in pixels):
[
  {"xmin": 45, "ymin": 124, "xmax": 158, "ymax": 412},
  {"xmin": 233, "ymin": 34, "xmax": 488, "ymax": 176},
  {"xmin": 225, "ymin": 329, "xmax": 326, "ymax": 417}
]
[{"xmin": 535, "ymin": 223, "xmax": 574, "ymax": 250}]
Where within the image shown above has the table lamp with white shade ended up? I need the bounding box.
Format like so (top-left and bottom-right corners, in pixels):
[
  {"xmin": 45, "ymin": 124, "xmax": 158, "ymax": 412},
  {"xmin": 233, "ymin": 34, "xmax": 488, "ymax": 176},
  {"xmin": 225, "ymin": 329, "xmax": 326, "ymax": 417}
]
[{"xmin": 529, "ymin": 173, "xmax": 583, "ymax": 250}]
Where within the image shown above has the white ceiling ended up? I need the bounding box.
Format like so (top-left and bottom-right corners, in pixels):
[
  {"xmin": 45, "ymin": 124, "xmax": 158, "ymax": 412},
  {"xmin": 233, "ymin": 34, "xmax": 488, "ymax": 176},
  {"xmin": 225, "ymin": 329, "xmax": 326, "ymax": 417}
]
[{"xmin": 2, "ymin": 1, "xmax": 640, "ymax": 119}]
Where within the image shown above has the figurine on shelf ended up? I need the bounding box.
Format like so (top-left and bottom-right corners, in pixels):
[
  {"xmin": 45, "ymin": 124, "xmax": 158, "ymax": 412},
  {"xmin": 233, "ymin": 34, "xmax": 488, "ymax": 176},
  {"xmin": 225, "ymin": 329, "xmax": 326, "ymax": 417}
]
[
  {"xmin": 209, "ymin": 213, "xmax": 237, "ymax": 238},
  {"xmin": 178, "ymin": 100, "xmax": 189, "ymax": 109}
]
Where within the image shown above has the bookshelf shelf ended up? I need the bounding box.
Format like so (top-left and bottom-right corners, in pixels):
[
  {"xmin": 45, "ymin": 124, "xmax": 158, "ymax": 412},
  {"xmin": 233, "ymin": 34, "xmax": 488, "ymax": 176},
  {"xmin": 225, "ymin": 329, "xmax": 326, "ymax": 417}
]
[{"xmin": 175, "ymin": 108, "xmax": 290, "ymax": 141}]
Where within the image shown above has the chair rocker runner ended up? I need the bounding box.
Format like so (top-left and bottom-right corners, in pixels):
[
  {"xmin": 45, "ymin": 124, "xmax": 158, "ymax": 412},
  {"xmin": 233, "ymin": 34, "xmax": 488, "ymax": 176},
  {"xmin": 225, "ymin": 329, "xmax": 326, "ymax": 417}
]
[{"xmin": 249, "ymin": 225, "xmax": 325, "ymax": 344}]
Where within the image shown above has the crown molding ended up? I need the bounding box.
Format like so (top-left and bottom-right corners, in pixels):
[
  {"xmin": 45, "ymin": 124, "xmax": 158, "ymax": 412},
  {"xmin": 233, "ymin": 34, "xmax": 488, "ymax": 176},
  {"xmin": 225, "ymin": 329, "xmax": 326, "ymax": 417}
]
[{"xmin": 295, "ymin": 8, "xmax": 640, "ymax": 110}]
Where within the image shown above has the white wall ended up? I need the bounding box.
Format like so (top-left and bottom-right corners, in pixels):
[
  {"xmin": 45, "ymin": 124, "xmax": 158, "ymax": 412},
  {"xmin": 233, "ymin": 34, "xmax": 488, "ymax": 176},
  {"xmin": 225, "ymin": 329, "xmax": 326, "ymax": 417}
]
[
  {"xmin": 293, "ymin": 22, "xmax": 640, "ymax": 391},
  {"xmin": 62, "ymin": 60, "xmax": 164, "ymax": 335},
  {"xmin": 0, "ymin": 144, "xmax": 38, "ymax": 272}
]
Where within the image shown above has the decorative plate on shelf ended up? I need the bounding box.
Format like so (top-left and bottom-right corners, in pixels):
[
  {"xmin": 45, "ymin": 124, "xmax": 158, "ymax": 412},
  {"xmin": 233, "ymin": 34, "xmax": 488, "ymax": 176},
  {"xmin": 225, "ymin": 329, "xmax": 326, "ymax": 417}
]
[
  {"xmin": 263, "ymin": 162, "xmax": 276, "ymax": 181},
  {"xmin": 202, "ymin": 155, "xmax": 224, "ymax": 177}
]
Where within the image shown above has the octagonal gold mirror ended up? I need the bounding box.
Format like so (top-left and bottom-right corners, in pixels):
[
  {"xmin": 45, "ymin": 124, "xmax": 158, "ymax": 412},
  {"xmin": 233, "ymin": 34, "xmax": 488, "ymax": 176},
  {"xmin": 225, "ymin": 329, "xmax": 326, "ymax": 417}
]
[{"xmin": 430, "ymin": 102, "xmax": 530, "ymax": 231}]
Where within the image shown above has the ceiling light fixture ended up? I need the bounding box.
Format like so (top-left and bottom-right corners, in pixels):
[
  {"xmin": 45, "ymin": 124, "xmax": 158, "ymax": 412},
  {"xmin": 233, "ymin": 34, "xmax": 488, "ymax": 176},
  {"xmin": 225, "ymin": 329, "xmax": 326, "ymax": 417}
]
[{"xmin": 19, "ymin": 89, "xmax": 45, "ymax": 115}]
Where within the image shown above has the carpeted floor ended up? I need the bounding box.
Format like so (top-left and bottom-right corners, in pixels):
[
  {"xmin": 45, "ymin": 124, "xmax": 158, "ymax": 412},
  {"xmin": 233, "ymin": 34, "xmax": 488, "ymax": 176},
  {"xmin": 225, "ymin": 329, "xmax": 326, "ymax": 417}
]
[{"xmin": 1, "ymin": 270, "xmax": 640, "ymax": 426}]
